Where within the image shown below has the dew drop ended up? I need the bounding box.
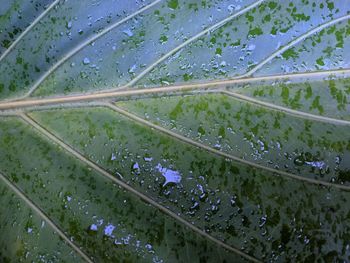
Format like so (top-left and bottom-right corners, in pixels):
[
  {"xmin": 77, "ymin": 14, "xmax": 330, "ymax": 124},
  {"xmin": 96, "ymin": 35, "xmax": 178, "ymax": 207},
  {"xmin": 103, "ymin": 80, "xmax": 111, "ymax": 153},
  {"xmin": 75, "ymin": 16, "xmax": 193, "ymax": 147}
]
[
  {"xmin": 66, "ymin": 21, "xmax": 72, "ymax": 29},
  {"xmin": 111, "ymin": 152, "xmax": 117, "ymax": 161},
  {"xmin": 123, "ymin": 28, "xmax": 134, "ymax": 37},
  {"xmin": 294, "ymin": 156, "xmax": 305, "ymax": 166},
  {"xmin": 305, "ymin": 161, "xmax": 325, "ymax": 169},
  {"xmin": 156, "ymin": 164, "xmax": 182, "ymax": 187},
  {"xmin": 83, "ymin": 57, "xmax": 90, "ymax": 65},
  {"xmin": 144, "ymin": 157, "xmax": 153, "ymax": 162},
  {"xmin": 89, "ymin": 224, "xmax": 98, "ymax": 231},
  {"xmin": 104, "ymin": 224, "xmax": 116, "ymax": 237}
]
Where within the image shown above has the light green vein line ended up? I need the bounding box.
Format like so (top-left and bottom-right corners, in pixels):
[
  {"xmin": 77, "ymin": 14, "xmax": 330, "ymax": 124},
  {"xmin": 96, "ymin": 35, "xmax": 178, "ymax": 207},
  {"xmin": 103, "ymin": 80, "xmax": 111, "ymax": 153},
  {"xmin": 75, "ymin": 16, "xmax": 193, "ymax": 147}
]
[
  {"xmin": 221, "ymin": 90, "xmax": 350, "ymax": 125},
  {"xmin": 106, "ymin": 103, "xmax": 350, "ymax": 191},
  {"xmin": 20, "ymin": 113, "xmax": 260, "ymax": 263},
  {"xmin": 0, "ymin": 0, "xmax": 60, "ymax": 63},
  {"xmin": 0, "ymin": 171, "xmax": 93, "ymax": 263}
]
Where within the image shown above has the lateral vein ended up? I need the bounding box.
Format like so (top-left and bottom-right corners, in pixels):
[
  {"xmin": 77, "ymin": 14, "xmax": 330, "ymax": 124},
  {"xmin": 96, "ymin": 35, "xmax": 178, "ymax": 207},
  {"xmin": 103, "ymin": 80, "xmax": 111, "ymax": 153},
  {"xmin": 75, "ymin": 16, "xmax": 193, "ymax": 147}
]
[
  {"xmin": 106, "ymin": 103, "xmax": 350, "ymax": 191},
  {"xmin": 222, "ymin": 90, "xmax": 350, "ymax": 125},
  {"xmin": 19, "ymin": 113, "xmax": 260, "ymax": 263},
  {"xmin": 239, "ymin": 14, "xmax": 350, "ymax": 78},
  {"xmin": 0, "ymin": 171, "xmax": 93, "ymax": 263},
  {"xmin": 0, "ymin": 0, "xmax": 60, "ymax": 63},
  {"xmin": 22, "ymin": 0, "xmax": 163, "ymax": 99}
]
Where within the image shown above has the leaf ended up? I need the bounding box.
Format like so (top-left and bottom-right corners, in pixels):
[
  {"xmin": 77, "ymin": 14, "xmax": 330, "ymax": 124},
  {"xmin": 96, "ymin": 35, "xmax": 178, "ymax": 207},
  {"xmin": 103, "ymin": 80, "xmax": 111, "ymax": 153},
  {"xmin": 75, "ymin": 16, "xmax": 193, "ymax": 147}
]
[{"xmin": 0, "ymin": 0, "xmax": 350, "ymax": 262}]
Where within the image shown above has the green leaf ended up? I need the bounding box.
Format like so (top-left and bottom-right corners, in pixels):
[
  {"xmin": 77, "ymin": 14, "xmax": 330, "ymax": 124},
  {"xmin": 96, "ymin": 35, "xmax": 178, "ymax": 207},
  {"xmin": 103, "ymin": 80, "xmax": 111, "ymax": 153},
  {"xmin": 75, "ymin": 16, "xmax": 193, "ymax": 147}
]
[{"xmin": 0, "ymin": 0, "xmax": 350, "ymax": 262}]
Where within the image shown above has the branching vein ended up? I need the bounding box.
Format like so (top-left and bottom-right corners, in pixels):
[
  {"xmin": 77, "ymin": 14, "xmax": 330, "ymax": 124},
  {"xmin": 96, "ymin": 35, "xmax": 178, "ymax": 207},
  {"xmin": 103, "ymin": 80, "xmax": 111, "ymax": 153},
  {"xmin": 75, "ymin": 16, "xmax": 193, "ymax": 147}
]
[
  {"xmin": 106, "ymin": 103, "xmax": 350, "ymax": 191},
  {"xmin": 21, "ymin": 0, "xmax": 163, "ymax": 99},
  {"xmin": 122, "ymin": 0, "xmax": 265, "ymax": 88},
  {"xmin": 0, "ymin": 69, "xmax": 349, "ymax": 110},
  {"xmin": 19, "ymin": 113, "xmax": 260, "ymax": 263}
]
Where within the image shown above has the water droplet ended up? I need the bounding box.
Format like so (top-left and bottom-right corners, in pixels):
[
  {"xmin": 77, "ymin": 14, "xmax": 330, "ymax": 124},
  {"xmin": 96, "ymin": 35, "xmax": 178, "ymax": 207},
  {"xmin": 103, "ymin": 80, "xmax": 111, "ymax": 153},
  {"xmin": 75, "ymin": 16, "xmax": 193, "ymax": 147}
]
[
  {"xmin": 247, "ymin": 44, "xmax": 256, "ymax": 51},
  {"xmin": 132, "ymin": 162, "xmax": 141, "ymax": 174},
  {"xmin": 145, "ymin": 243, "xmax": 154, "ymax": 253},
  {"xmin": 214, "ymin": 143, "xmax": 222, "ymax": 150},
  {"xmin": 111, "ymin": 153, "xmax": 117, "ymax": 161},
  {"xmin": 156, "ymin": 164, "xmax": 181, "ymax": 187},
  {"xmin": 335, "ymin": 156, "xmax": 342, "ymax": 165},
  {"xmin": 211, "ymin": 205, "xmax": 219, "ymax": 213},
  {"xmin": 294, "ymin": 155, "xmax": 305, "ymax": 166},
  {"xmin": 83, "ymin": 57, "xmax": 90, "ymax": 65},
  {"xmin": 89, "ymin": 224, "xmax": 98, "ymax": 231},
  {"xmin": 305, "ymin": 161, "xmax": 325, "ymax": 169},
  {"xmin": 104, "ymin": 224, "xmax": 116, "ymax": 237},
  {"xmin": 66, "ymin": 21, "xmax": 72, "ymax": 30},
  {"xmin": 259, "ymin": 215, "xmax": 267, "ymax": 227},
  {"xmin": 230, "ymin": 196, "xmax": 236, "ymax": 206},
  {"xmin": 128, "ymin": 64, "xmax": 137, "ymax": 74},
  {"xmin": 123, "ymin": 28, "xmax": 133, "ymax": 37},
  {"xmin": 114, "ymin": 240, "xmax": 123, "ymax": 245},
  {"xmin": 220, "ymin": 61, "xmax": 227, "ymax": 67},
  {"xmin": 227, "ymin": 5, "xmax": 235, "ymax": 12},
  {"xmin": 190, "ymin": 202, "xmax": 200, "ymax": 210},
  {"xmin": 122, "ymin": 234, "xmax": 132, "ymax": 245}
]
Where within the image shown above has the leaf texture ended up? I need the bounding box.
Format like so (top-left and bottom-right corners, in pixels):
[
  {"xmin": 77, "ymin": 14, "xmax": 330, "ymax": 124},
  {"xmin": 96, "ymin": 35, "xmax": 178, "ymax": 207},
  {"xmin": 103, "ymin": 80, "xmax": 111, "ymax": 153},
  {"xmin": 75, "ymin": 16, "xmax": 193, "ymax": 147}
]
[{"xmin": 0, "ymin": 0, "xmax": 350, "ymax": 262}]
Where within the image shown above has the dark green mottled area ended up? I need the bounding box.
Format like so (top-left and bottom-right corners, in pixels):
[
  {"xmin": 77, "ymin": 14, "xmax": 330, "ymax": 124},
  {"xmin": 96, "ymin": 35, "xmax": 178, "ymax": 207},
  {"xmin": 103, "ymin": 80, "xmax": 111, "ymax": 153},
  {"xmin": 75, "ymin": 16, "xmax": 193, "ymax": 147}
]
[
  {"xmin": 248, "ymin": 27, "xmax": 263, "ymax": 37},
  {"xmin": 0, "ymin": 117, "xmax": 241, "ymax": 263},
  {"xmin": 167, "ymin": 0, "xmax": 179, "ymax": 9},
  {"xmin": 281, "ymin": 47, "xmax": 299, "ymax": 59},
  {"xmin": 30, "ymin": 107, "xmax": 350, "ymax": 261}
]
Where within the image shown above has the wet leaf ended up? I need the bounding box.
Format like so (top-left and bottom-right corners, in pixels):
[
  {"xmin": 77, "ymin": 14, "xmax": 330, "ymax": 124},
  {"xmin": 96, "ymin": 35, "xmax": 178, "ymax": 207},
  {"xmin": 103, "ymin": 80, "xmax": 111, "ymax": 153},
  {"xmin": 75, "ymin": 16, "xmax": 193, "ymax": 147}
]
[{"xmin": 0, "ymin": 0, "xmax": 350, "ymax": 262}]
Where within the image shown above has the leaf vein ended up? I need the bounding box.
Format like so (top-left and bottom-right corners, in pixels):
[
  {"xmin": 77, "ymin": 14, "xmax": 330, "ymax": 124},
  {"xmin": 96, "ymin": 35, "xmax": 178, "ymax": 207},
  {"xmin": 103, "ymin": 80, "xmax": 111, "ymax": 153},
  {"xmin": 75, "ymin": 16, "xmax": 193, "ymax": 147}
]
[
  {"xmin": 21, "ymin": 0, "xmax": 163, "ymax": 99},
  {"xmin": 0, "ymin": 171, "xmax": 93, "ymax": 263},
  {"xmin": 19, "ymin": 113, "xmax": 260, "ymax": 263},
  {"xmin": 222, "ymin": 90, "xmax": 350, "ymax": 125},
  {"xmin": 239, "ymin": 14, "xmax": 350, "ymax": 78},
  {"xmin": 0, "ymin": 0, "xmax": 60, "ymax": 63},
  {"xmin": 114, "ymin": 0, "xmax": 266, "ymax": 90},
  {"xmin": 106, "ymin": 103, "xmax": 350, "ymax": 191},
  {"xmin": 1, "ymin": 69, "xmax": 350, "ymax": 110}
]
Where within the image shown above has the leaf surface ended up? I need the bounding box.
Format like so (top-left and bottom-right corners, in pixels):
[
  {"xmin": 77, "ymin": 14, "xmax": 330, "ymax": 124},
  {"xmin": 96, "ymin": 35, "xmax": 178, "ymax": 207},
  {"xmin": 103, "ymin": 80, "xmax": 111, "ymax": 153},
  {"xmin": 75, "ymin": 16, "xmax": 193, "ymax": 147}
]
[{"xmin": 0, "ymin": 0, "xmax": 350, "ymax": 262}]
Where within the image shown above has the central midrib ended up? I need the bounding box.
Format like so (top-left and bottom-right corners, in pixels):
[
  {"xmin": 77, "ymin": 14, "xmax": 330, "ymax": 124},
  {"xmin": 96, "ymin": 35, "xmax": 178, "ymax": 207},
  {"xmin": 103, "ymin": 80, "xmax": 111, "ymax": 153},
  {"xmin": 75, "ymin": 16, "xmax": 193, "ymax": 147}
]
[{"xmin": 0, "ymin": 69, "xmax": 349, "ymax": 110}]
